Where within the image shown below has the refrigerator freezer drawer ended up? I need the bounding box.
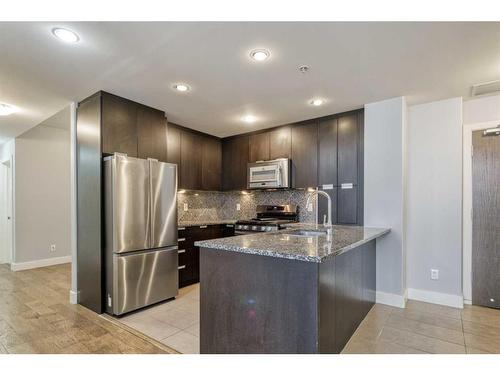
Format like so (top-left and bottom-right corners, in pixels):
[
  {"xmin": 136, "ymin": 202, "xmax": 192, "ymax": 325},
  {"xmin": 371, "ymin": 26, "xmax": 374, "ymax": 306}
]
[{"xmin": 110, "ymin": 247, "xmax": 178, "ymax": 315}]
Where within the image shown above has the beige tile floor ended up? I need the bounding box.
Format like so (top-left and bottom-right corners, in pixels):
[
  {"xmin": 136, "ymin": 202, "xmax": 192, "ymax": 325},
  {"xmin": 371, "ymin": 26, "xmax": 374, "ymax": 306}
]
[
  {"xmin": 343, "ymin": 300, "xmax": 500, "ymax": 354},
  {"xmin": 118, "ymin": 283, "xmax": 500, "ymax": 354},
  {"xmin": 118, "ymin": 283, "xmax": 200, "ymax": 354}
]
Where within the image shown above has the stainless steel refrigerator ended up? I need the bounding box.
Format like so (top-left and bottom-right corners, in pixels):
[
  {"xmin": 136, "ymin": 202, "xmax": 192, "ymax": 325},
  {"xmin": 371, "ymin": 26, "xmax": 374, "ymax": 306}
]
[{"xmin": 103, "ymin": 153, "xmax": 178, "ymax": 316}]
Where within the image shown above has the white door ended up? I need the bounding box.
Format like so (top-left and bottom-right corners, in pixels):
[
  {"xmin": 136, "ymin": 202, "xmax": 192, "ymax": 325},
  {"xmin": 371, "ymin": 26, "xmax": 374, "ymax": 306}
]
[{"xmin": 0, "ymin": 160, "xmax": 12, "ymax": 264}]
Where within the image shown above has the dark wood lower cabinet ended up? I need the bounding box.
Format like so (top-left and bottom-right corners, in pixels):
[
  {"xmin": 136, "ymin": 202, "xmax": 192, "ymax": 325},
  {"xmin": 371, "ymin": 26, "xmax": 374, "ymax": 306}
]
[
  {"xmin": 177, "ymin": 224, "xmax": 235, "ymax": 288},
  {"xmin": 200, "ymin": 240, "xmax": 376, "ymax": 353}
]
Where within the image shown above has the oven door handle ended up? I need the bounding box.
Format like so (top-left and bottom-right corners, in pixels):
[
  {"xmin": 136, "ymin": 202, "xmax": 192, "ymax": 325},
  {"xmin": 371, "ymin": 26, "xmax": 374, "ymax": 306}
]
[{"xmin": 235, "ymin": 230, "xmax": 250, "ymax": 235}]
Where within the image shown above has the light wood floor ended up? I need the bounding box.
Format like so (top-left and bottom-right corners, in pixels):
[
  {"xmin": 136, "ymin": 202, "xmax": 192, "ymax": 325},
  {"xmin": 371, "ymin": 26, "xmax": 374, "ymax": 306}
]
[
  {"xmin": 343, "ymin": 300, "xmax": 500, "ymax": 354},
  {"xmin": 0, "ymin": 263, "xmax": 176, "ymax": 354}
]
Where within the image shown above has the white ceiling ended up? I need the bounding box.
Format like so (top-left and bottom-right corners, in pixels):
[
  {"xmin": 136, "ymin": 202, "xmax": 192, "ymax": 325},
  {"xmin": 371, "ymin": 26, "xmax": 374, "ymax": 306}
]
[{"xmin": 1, "ymin": 22, "xmax": 500, "ymax": 144}]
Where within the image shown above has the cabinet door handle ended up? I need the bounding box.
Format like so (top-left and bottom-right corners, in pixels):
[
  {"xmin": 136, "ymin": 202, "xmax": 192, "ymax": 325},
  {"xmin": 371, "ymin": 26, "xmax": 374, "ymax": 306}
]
[
  {"xmin": 199, "ymin": 225, "xmax": 207, "ymax": 229},
  {"xmin": 178, "ymin": 238, "xmax": 185, "ymax": 242},
  {"xmin": 226, "ymin": 224, "xmax": 234, "ymax": 227},
  {"xmin": 178, "ymin": 227, "xmax": 185, "ymax": 231},
  {"xmin": 178, "ymin": 249, "xmax": 185, "ymax": 253},
  {"xmin": 341, "ymin": 183, "xmax": 354, "ymax": 189},
  {"xmin": 178, "ymin": 265, "xmax": 186, "ymax": 270}
]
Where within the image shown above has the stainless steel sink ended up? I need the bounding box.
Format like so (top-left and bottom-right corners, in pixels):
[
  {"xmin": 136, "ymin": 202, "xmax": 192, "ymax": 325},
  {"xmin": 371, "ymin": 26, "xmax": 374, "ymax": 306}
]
[{"xmin": 286, "ymin": 229, "xmax": 329, "ymax": 237}]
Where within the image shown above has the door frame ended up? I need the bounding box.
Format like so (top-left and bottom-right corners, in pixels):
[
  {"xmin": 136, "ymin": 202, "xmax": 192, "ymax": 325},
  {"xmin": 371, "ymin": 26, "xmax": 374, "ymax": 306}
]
[
  {"xmin": 462, "ymin": 120, "xmax": 499, "ymax": 304},
  {"xmin": 0, "ymin": 157, "xmax": 13, "ymax": 264}
]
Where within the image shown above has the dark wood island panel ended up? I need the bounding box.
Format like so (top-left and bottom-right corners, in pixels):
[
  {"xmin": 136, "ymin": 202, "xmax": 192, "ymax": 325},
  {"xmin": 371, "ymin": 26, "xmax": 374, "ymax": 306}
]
[{"xmin": 199, "ymin": 240, "xmax": 376, "ymax": 354}]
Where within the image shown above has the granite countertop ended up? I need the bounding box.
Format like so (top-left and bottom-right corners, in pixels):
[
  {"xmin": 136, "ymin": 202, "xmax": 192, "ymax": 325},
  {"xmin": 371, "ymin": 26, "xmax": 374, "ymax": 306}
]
[
  {"xmin": 178, "ymin": 220, "xmax": 237, "ymax": 228},
  {"xmin": 195, "ymin": 224, "xmax": 390, "ymax": 263}
]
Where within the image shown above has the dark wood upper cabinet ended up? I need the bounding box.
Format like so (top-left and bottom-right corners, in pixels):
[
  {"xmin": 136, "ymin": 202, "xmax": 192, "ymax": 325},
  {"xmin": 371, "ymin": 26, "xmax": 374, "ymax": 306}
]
[
  {"xmin": 137, "ymin": 106, "xmax": 167, "ymax": 162},
  {"xmin": 166, "ymin": 124, "xmax": 181, "ymax": 166},
  {"xmin": 318, "ymin": 118, "xmax": 338, "ymax": 187},
  {"xmin": 249, "ymin": 132, "xmax": 270, "ymax": 162},
  {"xmin": 291, "ymin": 121, "xmax": 318, "ymax": 189},
  {"xmin": 180, "ymin": 130, "xmax": 203, "ymax": 190},
  {"xmin": 101, "ymin": 92, "xmax": 168, "ymax": 161},
  {"xmin": 337, "ymin": 114, "xmax": 358, "ymax": 186},
  {"xmin": 222, "ymin": 136, "xmax": 249, "ymax": 191},
  {"xmin": 101, "ymin": 93, "xmax": 138, "ymax": 157},
  {"xmin": 168, "ymin": 123, "xmax": 222, "ymax": 191},
  {"xmin": 202, "ymin": 137, "xmax": 222, "ymax": 191},
  {"xmin": 337, "ymin": 186, "xmax": 358, "ymax": 224},
  {"xmin": 269, "ymin": 126, "xmax": 292, "ymax": 159}
]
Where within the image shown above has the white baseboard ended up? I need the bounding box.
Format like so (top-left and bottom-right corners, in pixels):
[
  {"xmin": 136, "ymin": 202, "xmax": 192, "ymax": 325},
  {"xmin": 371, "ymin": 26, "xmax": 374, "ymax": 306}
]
[
  {"xmin": 407, "ymin": 288, "xmax": 464, "ymax": 309},
  {"xmin": 376, "ymin": 291, "xmax": 407, "ymax": 308},
  {"xmin": 69, "ymin": 290, "xmax": 79, "ymax": 304},
  {"xmin": 11, "ymin": 255, "xmax": 72, "ymax": 271},
  {"xmin": 464, "ymin": 299, "xmax": 472, "ymax": 305}
]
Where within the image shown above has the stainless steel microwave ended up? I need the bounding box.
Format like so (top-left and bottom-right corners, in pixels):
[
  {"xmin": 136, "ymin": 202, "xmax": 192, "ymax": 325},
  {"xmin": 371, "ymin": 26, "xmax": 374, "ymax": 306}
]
[{"xmin": 247, "ymin": 158, "xmax": 291, "ymax": 189}]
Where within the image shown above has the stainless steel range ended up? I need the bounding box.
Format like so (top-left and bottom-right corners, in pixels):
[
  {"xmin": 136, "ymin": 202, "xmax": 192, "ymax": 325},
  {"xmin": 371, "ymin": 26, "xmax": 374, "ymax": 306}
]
[{"xmin": 235, "ymin": 205, "xmax": 298, "ymax": 235}]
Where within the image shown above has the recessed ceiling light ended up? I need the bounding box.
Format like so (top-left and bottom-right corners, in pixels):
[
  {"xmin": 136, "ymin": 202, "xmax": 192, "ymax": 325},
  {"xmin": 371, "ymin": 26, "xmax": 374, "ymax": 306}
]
[
  {"xmin": 310, "ymin": 99, "xmax": 324, "ymax": 106},
  {"xmin": 242, "ymin": 115, "xmax": 257, "ymax": 123},
  {"xmin": 52, "ymin": 28, "xmax": 79, "ymax": 43},
  {"xmin": 173, "ymin": 84, "xmax": 190, "ymax": 92},
  {"xmin": 0, "ymin": 103, "xmax": 17, "ymax": 116},
  {"xmin": 250, "ymin": 49, "xmax": 270, "ymax": 62}
]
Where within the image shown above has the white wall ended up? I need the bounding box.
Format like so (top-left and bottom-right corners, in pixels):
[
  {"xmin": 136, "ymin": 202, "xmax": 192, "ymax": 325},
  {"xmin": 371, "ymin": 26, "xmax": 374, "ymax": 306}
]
[
  {"xmin": 364, "ymin": 97, "xmax": 407, "ymax": 307},
  {"xmin": 0, "ymin": 140, "xmax": 15, "ymax": 162},
  {"xmin": 13, "ymin": 123, "xmax": 71, "ymax": 268},
  {"xmin": 463, "ymin": 94, "xmax": 500, "ymax": 125},
  {"xmin": 406, "ymin": 98, "xmax": 463, "ymax": 308}
]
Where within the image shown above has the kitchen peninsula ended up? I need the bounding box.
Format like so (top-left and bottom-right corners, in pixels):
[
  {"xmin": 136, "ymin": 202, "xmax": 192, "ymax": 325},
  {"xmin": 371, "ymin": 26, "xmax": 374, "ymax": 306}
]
[{"xmin": 196, "ymin": 225, "xmax": 389, "ymax": 354}]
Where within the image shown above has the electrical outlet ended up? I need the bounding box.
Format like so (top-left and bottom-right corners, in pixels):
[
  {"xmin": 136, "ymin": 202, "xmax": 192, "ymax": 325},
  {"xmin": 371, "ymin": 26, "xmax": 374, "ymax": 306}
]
[
  {"xmin": 431, "ymin": 269, "xmax": 439, "ymax": 280},
  {"xmin": 236, "ymin": 203, "xmax": 241, "ymax": 211},
  {"xmin": 50, "ymin": 244, "xmax": 56, "ymax": 252},
  {"xmin": 307, "ymin": 203, "xmax": 313, "ymax": 212},
  {"xmin": 183, "ymin": 203, "xmax": 188, "ymax": 211}
]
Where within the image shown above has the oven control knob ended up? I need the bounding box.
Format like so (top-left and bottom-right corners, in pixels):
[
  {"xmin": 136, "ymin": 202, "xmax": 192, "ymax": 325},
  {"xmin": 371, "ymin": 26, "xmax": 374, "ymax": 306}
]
[{"xmin": 252, "ymin": 226, "xmax": 257, "ymax": 231}]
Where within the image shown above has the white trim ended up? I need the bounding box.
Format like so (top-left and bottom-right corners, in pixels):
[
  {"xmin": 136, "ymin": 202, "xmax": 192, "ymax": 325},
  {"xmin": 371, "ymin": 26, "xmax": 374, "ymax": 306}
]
[
  {"xmin": 376, "ymin": 291, "xmax": 406, "ymax": 308},
  {"xmin": 462, "ymin": 120, "xmax": 498, "ymax": 303},
  {"xmin": 407, "ymin": 288, "xmax": 464, "ymax": 309},
  {"xmin": 69, "ymin": 289, "xmax": 79, "ymax": 304},
  {"xmin": 10, "ymin": 255, "xmax": 71, "ymax": 271},
  {"xmin": 464, "ymin": 299, "xmax": 472, "ymax": 305}
]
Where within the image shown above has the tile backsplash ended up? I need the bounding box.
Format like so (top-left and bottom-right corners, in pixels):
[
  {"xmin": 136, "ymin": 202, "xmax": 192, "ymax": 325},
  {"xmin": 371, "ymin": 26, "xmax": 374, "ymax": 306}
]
[{"xmin": 177, "ymin": 190, "xmax": 317, "ymax": 223}]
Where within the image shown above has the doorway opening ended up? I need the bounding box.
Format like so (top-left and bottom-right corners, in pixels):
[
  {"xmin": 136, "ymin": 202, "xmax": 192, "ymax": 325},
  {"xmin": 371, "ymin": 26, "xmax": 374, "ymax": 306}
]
[{"xmin": 0, "ymin": 157, "xmax": 13, "ymax": 264}]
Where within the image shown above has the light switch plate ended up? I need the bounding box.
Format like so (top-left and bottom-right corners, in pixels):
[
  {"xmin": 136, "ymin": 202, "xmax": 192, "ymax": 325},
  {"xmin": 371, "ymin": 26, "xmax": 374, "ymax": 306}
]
[
  {"xmin": 236, "ymin": 203, "xmax": 241, "ymax": 211},
  {"xmin": 307, "ymin": 203, "xmax": 313, "ymax": 212},
  {"xmin": 183, "ymin": 203, "xmax": 188, "ymax": 211}
]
